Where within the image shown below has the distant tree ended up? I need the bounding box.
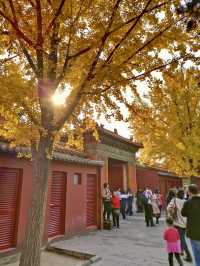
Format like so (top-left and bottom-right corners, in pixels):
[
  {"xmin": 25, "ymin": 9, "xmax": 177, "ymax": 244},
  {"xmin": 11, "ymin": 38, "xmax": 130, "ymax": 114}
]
[
  {"xmin": 129, "ymin": 68, "xmax": 200, "ymax": 176},
  {"xmin": 0, "ymin": 1, "xmax": 197, "ymax": 266}
]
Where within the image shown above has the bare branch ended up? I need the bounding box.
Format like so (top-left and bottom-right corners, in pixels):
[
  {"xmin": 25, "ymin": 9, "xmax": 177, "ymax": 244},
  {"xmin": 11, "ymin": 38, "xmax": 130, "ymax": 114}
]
[{"xmin": 0, "ymin": 54, "xmax": 19, "ymax": 65}]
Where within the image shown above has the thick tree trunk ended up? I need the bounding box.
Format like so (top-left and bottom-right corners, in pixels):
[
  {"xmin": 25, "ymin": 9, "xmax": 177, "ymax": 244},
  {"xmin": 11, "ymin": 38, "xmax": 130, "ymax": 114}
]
[{"xmin": 19, "ymin": 136, "xmax": 53, "ymax": 266}]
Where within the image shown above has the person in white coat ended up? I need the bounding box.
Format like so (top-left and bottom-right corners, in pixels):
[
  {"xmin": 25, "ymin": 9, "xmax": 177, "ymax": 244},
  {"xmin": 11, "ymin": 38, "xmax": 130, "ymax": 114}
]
[{"xmin": 167, "ymin": 189, "xmax": 192, "ymax": 263}]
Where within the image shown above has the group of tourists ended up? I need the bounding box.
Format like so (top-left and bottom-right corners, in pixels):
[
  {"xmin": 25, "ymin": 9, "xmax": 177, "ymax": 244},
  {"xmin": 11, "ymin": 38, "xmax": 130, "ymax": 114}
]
[
  {"xmin": 164, "ymin": 184, "xmax": 200, "ymax": 266},
  {"xmin": 141, "ymin": 187, "xmax": 164, "ymax": 227},
  {"xmin": 137, "ymin": 184, "xmax": 200, "ymax": 266},
  {"xmin": 102, "ymin": 182, "xmax": 200, "ymax": 266},
  {"xmin": 102, "ymin": 183, "xmax": 134, "ymax": 228}
]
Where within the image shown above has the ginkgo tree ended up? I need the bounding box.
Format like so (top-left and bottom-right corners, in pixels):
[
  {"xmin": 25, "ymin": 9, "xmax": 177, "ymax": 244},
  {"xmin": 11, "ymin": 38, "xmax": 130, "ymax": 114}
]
[
  {"xmin": 0, "ymin": 1, "xmax": 198, "ymax": 266},
  {"xmin": 130, "ymin": 68, "xmax": 200, "ymax": 176}
]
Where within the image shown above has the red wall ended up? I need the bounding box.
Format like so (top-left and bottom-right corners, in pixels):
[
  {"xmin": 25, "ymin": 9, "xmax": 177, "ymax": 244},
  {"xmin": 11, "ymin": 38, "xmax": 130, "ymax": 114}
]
[
  {"xmin": 0, "ymin": 153, "xmax": 100, "ymax": 252},
  {"xmin": 128, "ymin": 163, "xmax": 137, "ymax": 193},
  {"xmin": 136, "ymin": 167, "xmax": 159, "ymax": 191},
  {"xmin": 136, "ymin": 166, "xmax": 182, "ymax": 199},
  {"xmin": 191, "ymin": 177, "xmax": 200, "ymax": 189}
]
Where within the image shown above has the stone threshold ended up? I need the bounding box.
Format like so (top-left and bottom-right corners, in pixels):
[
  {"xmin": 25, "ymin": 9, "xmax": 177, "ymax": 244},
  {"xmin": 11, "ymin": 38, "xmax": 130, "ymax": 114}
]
[{"xmin": 46, "ymin": 246, "xmax": 102, "ymax": 266}]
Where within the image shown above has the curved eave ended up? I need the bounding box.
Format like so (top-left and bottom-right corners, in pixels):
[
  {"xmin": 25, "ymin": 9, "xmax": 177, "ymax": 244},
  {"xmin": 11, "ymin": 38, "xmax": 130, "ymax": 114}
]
[{"xmin": 0, "ymin": 142, "xmax": 104, "ymax": 167}]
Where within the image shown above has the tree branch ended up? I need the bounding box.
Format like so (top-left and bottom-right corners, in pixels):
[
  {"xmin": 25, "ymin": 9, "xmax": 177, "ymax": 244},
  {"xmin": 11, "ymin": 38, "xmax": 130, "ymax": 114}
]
[
  {"xmin": 101, "ymin": 0, "xmax": 152, "ymax": 66},
  {"xmin": 124, "ymin": 56, "xmax": 189, "ymax": 82},
  {"xmin": 0, "ymin": 9, "xmax": 35, "ymax": 48},
  {"xmin": 109, "ymin": 1, "xmax": 167, "ymax": 35},
  {"xmin": 48, "ymin": 22, "xmax": 60, "ymax": 83},
  {"xmin": 8, "ymin": 0, "xmax": 18, "ymax": 23},
  {"xmin": 36, "ymin": 0, "xmax": 43, "ymax": 46},
  {"xmin": 20, "ymin": 101, "xmax": 41, "ymax": 126},
  {"xmin": 57, "ymin": 0, "xmax": 89, "ymax": 85},
  {"xmin": 45, "ymin": 0, "xmax": 66, "ymax": 36},
  {"xmin": 121, "ymin": 17, "xmax": 186, "ymax": 66},
  {"xmin": 56, "ymin": 46, "xmax": 92, "ymax": 84},
  {"xmin": 92, "ymin": 56, "xmax": 190, "ymax": 95},
  {"xmin": 0, "ymin": 54, "xmax": 19, "ymax": 65},
  {"xmin": 54, "ymin": 0, "xmax": 122, "ymax": 130},
  {"xmin": 21, "ymin": 44, "xmax": 38, "ymax": 76},
  {"xmin": 35, "ymin": 0, "xmax": 44, "ymax": 79}
]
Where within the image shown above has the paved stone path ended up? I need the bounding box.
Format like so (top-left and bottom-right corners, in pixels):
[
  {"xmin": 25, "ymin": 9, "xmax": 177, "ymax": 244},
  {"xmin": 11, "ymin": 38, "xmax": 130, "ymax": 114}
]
[
  {"xmin": 54, "ymin": 214, "xmax": 193, "ymax": 266},
  {"xmin": 3, "ymin": 251, "xmax": 83, "ymax": 266}
]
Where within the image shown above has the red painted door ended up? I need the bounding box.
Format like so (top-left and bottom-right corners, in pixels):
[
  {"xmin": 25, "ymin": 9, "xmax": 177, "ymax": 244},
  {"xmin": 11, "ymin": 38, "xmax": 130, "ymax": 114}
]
[
  {"xmin": 86, "ymin": 174, "xmax": 97, "ymax": 227},
  {"xmin": 108, "ymin": 164, "xmax": 123, "ymax": 191},
  {"xmin": 48, "ymin": 172, "xmax": 66, "ymax": 238},
  {"xmin": 0, "ymin": 167, "xmax": 20, "ymax": 250}
]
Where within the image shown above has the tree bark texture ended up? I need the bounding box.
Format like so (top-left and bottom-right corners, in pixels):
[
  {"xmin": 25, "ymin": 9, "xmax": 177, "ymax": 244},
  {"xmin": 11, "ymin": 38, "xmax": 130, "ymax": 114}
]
[{"xmin": 19, "ymin": 136, "xmax": 53, "ymax": 266}]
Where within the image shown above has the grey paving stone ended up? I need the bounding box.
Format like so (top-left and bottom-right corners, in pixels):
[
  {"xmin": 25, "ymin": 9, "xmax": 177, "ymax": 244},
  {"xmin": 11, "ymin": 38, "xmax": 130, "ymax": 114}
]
[{"xmin": 53, "ymin": 214, "xmax": 193, "ymax": 266}]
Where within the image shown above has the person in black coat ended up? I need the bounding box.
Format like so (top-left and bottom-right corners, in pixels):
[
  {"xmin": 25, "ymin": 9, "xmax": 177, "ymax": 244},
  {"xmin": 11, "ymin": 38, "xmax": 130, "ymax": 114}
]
[
  {"xmin": 181, "ymin": 184, "xmax": 200, "ymax": 266},
  {"xmin": 142, "ymin": 188, "xmax": 154, "ymax": 227},
  {"xmin": 120, "ymin": 189, "xmax": 127, "ymax": 219},
  {"xmin": 126, "ymin": 188, "xmax": 134, "ymax": 216}
]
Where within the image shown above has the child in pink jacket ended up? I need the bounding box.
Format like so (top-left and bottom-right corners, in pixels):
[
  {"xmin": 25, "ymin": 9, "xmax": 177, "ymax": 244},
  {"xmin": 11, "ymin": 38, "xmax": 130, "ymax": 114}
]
[{"xmin": 164, "ymin": 217, "xmax": 184, "ymax": 266}]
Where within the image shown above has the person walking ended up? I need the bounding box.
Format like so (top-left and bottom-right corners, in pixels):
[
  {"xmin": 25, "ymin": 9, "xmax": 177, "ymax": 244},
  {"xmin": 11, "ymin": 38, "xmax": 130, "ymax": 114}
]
[
  {"xmin": 156, "ymin": 189, "xmax": 164, "ymax": 215},
  {"xmin": 152, "ymin": 191, "xmax": 161, "ymax": 224},
  {"xmin": 136, "ymin": 189, "xmax": 143, "ymax": 213},
  {"xmin": 183, "ymin": 186, "xmax": 189, "ymax": 200},
  {"xmin": 167, "ymin": 190, "xmax": 176, "ymax": 206},
  {"xmin": 142, "ymin": 188, "xmax": 154, "ymax": 227},
  {"xmin": 182, "ymin": 184, "xmax": 200, "ymax": 266},
  {"xmin": 164, "ymin": 217, "xmax": 184, "ymax": 266},
  {"xmin": 111, "ymin": 191, "xmax": 120, "ymax": 228},
  {"xmin": 102, "ymin": 183, "xmax": 112, "ymax": 221},
  {"xmin": 126, "ymin": 188, "xmax": 134, "ymax": 216},
  {"xmin": 120, "ymin": 189, "xmax": 127, "ymax": 219},
  {"xmin": 167, "ymin": 189, "xmax": 192, "ymax": 262}
]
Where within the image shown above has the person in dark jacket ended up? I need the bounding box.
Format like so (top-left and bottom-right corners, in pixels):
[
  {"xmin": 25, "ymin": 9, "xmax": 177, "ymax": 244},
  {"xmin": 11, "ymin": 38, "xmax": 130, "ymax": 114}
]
[
  {"xmin": 136, "ymin": 189, "xmax": 144, "ymax": 212},
  {"xmin": 142, "ymin": 188, "xmax": 154, "ymax": 227},
  {"xmin": 126, "ymin": 188, "xmax": 134, "ymax": 216},
  {"xmin": 102, "ymin": 183, "xmax": 112, "ymax": 221},
  {"xmin": 120, "ymin": 189, "xmax": 127, "ymax": 219},
  {"xmin": 181, "ymin": 184, "xmax": 200, "ymax": 266}
]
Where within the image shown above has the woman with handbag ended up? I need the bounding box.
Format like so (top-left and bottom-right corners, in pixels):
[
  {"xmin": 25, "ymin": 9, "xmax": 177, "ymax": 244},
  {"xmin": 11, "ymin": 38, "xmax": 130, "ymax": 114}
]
[{"xmin": 167, "ymin": 189, "xmax": 192, "ymax": 263}]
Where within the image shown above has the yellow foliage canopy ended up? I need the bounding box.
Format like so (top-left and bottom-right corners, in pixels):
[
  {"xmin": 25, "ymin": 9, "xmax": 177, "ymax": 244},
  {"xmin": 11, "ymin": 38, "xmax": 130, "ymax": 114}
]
[
  {"xmin": 0, "ymin": 0, "xmax": 198, "ymax": 149},
  {"xmin": 130, "ymin": 68, "xmax": 200, "ymax": 176}
]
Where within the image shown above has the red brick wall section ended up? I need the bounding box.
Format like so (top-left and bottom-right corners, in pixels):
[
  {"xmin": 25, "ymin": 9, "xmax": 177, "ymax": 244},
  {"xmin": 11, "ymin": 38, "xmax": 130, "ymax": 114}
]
[
  {"xmin": 136, "ymin": 167, "xmax": 159, "ymax": 192},
  {"xmin": 191, "ymin": 177, "xmax": 200, "ymax": 190},
  {"xmin": 0, "ymin": 154, "xmax": 100, "ymax": 251}
]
